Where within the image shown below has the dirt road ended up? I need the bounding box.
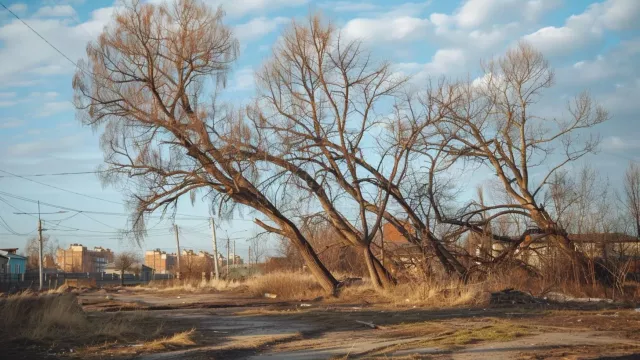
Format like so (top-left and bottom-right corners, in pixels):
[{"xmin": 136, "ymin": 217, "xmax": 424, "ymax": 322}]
[{"xmin": 77, "ymin": 289, "xmax": 640, "ymax": 359}]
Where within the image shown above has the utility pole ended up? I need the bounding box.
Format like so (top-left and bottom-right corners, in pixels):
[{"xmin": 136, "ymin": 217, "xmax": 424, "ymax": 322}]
[
  {"xmin": 210, "ymin": 217, "xmax": 220, "ymax": 280},
  {"xmin": 38, "ymin": 201, "xmax": 43, "ymax": 291},
  {"xmin": 174, "ymin": 224, "xmax": 181, "ymax": 280},
  {"xmin": 233, "ymin": 240, "xmax": 236, "ymax": 266},
  {"xmin": 226, "ymin": 237, "xmax": 230, "ymax": 278}
]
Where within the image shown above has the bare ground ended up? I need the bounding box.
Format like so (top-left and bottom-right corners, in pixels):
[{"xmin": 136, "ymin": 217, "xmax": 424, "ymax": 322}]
[{"xmin": 6, "ymin": 288, "xmax": 640, "ymax": 360}]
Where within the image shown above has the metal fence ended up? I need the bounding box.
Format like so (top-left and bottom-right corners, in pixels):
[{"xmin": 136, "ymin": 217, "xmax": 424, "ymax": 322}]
[{"xmin": 0, "ymin": 271, "xmax": 173, "ymax": 293}]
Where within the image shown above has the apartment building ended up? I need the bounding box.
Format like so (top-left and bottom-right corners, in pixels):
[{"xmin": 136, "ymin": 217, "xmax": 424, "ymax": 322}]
[
  {"xmin": 56, "ymin": 244, "xmax": 115, "ymax": 273},
  {"xmin": 144, "ymin": 249, "xmax": 177, "ymax": 274}
]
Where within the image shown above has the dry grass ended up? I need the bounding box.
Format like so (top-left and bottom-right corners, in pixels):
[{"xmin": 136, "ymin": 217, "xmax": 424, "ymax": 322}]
[
  {"xmin": 142, "ymin": 329, "xmax": 196, "ymax": 351},
  {"xmin": 0, "ymin": 291, "xmax": 151, "ymax": 343},
  {"xmin": 136, "ymin": 278, "xmax": 244, "ymax": 293},
  {"xmin": 135, "ymin": 266, "xmax": 627, "ymax": 307},
  {"xmin": 244, "ymin": 271, "xmax": 325, "ymax": 300}
]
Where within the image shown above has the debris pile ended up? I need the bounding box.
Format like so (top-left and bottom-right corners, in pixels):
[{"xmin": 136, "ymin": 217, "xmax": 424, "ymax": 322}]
[{"xmin": 490, "ymin": 288, "xmax": 541, "ymax": 305}]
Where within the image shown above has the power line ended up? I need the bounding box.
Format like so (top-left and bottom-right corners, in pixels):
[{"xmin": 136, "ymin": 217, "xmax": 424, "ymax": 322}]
[
  {"xmin": 0, "ymin": 168, "xmax": 122, "ymax": 205},
  {"xmin": 0, "ymin": 170, "xmax": 105, "ymax": 178},
  {"xmin": 0, "ymin": 190, "xmax": 210, "ymax": 220},
  {"xmin": 0, "ymin": 1, "xmax": 80, "ymax": 71}
]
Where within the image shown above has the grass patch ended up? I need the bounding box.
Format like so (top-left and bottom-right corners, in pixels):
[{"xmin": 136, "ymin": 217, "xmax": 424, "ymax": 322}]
[
  {"xmin": 136, "ymin": 278, "xmax": 244, "ymax": 293},
  {"xmin": 243, "ymin": 271, "xmax": 325, "ymax": 300},
  {"xmin": 0, "ymin": 291, "xmax": 149, "ymax": 342},
  {"xmin": 142, "ymin": 329, "xmax": 196, "ymax": 351},
  {"xmin": 0, "ymin": 291, "xmax": 198, "ymax": 357}
]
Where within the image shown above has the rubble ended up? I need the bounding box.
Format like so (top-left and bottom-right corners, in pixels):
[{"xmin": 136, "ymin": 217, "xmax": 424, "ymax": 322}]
[{"xmin": 490, "ymin": 288, "xmax": 542, "ymax": 305}]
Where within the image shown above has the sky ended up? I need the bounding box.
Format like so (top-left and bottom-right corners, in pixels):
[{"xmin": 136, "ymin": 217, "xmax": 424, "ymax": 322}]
[{"xmin": 0, "ymin": 0, "xmax": 639, "ymax": 259}]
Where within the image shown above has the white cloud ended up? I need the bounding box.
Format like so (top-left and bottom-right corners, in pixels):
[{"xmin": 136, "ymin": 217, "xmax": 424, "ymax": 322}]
[
  {"xmin": 33, "ymin": 5, "xmax": 76, "ymax": 18},
  {"xmin": 523, "ymin": 0, "xmax": 640, "ymax": 55},
  {"xmin": 148, "ymin": 0, "xmax": 307, "ymax": 18},
  {"xmin": 235, "ymin": 17, "xmax": 288, "ymax": 43},
  {"xmin": 602, "ymin": 136, "xmax": 640, "ymax": 152},
  {"xmin": 29, "ymin": 91, "xmax": 59, "ymax": 100},
  {"xmin": 0, "ymin": 6, "xmax": 115, "ymax": 83},
  {"xmin": 6, "ymin": 3, "xmax": 27, "ymax": 14},
  {"xmin": 0, "ymin": 92, "xmax": 17, "ymax": 107},
  {"xmin": 6, "ymin": 135, "xmax": 84, "ymax": 157},
  {"xmin": 431, "ymin": 0, "xmax": 559, "ymax": 31},
  {"xmin": 0, "ymin": 119, "xmax": 24, "ymax": 129},
  {"xmin": 230, "ymin": 66, "xmax": 255, "ymax": 91},
  {"xmin": 395, "ymin": 48, "xmax": 467, "ymax": 82},
  {"xmin": 318, "ymin": 1, "xmax": 380, "ymax": 12},
  {"xmin": 343, "ymin": 16, "xmax": 430, "ymax": 43},
  {"xmin": 37, "ymin": 101, "xmax": 74, "ymax": 117}
]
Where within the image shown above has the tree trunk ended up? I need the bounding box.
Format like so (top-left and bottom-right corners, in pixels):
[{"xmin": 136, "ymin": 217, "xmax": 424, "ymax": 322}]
[
  {"xmin": 294, "ymin": 238, "xmax": 339, "ymax": 294},
  {"xmin": 362, "ymin": 246, "xmax": 395, "ymax": 290},
  {"xmin": 120, "ymin": 270, "xmax": 124, "ymax": 286}
]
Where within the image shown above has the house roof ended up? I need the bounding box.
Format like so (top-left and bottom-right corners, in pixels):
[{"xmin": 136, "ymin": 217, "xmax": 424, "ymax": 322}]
[
  {"xmin": 0, "ymin": 250, "xmax": 27, "ymax": 260},
  {"xmin": 0, "ymin": 253, "xmax": 8, "ymax": 260}
]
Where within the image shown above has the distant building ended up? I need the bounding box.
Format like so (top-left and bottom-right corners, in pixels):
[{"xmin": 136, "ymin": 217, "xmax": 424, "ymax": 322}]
[
  {"xmin": 0, "ymin": 249, "xmax": 27, "ymax": 276},
  {"xmin": 56, "ymin": 244, "xmax": 115, "ymax": 272},
  {"xmin": 0, "ymin": 253, "xmax": 8, "ymax": 274},
  {"xmin": 144, "ymin": 249, "xmax": 177, "ymax": 274}
]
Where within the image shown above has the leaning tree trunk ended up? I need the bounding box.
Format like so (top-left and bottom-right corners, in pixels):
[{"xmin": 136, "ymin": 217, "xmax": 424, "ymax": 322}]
[
  {"xmin": 294, "ymin": 235, "xmax": 339, "ymax": 294},
  {"xmin": 362, "ymin": 246, "xmax": 395, "ymax": 290},
  {"xmin": 279, "ymin": 221, "xmax": 338, "ymax": 294}
]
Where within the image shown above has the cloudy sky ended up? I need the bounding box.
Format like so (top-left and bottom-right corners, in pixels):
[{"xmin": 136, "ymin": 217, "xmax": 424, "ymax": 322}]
[{"xmin": 0, "ymin": 0, "xmax": 639, "ymax": 257}]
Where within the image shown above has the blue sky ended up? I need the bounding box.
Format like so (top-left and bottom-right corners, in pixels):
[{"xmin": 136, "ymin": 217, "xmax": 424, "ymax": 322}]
[{"xmin": 0, "ymin": 0, "xmax": 639, "ymax": 258}]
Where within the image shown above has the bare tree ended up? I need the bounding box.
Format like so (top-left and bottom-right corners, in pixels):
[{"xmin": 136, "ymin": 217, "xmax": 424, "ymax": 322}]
[
  {"xmin": 247, "ymin": 15, "xmax": 465, "ymax": 288},
  {"xmin": 624, "ymin": 162, "xmax": 640, "ymax": 239},
  {"xmin": 429, "ymin": 42, "xmax": 608, "ymax": 280},
  {"xmin": 114, "ymin": 251, "xmax": 140, "ymax": 286},
  {"xmin": 25, "ymin": 235, "xmax": 58, "ymax": 270},
  {"xmin": 73, "ymin": 0, "xmax": 338, "ymax": 293}
]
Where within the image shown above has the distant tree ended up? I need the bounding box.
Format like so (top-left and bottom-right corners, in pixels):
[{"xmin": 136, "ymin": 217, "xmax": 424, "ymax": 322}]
[
  {"xmin": 24, "ymin": 235, "xmax": 58, "ymax": 270},
  {"xmin": 624, "ymin": 163, "xmax": 640, "ymax": 239},
  {"xmin": 113, "ymin": 251, "xmax": 140, "ymax": 286}
]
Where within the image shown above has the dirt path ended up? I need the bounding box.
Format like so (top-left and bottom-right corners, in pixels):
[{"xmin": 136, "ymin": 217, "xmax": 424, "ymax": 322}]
[{"xmin": 77, "ymin": 290, "xmax": 640, "ymax": 360}]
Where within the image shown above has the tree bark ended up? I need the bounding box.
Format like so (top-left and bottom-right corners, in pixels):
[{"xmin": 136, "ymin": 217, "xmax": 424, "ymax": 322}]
[
  {"xmin": 120, "ymin": 270, "xmax": 124, "ymax": 286},
  {"xmin": 362, "ymin": 246, "xmax": 395, "ymax": 290},
  {"xmin": 294, "ymin": 234, "xmax": 339, "ymax": 294}
]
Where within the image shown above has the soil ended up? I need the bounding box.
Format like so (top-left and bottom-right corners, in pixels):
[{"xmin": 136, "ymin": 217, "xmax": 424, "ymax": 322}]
[{"xmin": 3, "ymin": 288, "xmax": 640, "ymax": 359}]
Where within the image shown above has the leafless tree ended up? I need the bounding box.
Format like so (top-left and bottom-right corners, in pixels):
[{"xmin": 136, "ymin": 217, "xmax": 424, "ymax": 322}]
[
  {"xmin": 114, "ymin": 251, "xmax": 140, "ymax": 286},
  {"xmin": 73, "ymin": 0, "xmax": 338, "ymax": 293},
  {"xmin": 247, "ymin": 16, "xmax": 465, "ymax": 288},
  {"xmin": 25, "ymin": 235, "xmax": 58, "ymax": 270},
  {"xmin": 624, "ymin": 162, "xmax": 640, "ymax": 239},
  {"xmin": 428, "ymin": 42, "xmax": 609, "ymax": 280}
]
